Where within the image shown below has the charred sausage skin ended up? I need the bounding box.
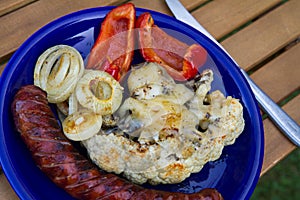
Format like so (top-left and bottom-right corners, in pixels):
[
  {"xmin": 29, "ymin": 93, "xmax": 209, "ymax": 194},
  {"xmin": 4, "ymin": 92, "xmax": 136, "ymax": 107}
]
[{"xmin": 11, "ymin": 85, "xmax": 223, "ymax": 200}]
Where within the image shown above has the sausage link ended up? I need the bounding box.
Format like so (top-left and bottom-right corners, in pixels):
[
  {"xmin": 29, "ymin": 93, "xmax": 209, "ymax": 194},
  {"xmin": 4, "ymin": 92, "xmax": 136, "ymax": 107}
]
[{"xmin": 11, "ymin": 85, "xmax": 223, "ymax": 200}]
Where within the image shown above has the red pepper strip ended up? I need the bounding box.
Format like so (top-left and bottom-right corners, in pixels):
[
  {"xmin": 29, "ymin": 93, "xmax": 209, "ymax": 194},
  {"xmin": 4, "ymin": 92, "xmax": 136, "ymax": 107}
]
[
  {"xmin": 136, "ymin": 12, "xmax": 208, "ymax": 81},
  {"xmin": 86, "ymin": 3, "xmax": 135, "ymax": 81}
]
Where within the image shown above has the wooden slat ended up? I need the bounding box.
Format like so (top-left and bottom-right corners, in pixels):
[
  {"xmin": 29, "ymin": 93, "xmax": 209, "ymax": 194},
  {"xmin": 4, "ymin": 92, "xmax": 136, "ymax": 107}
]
[
  {"xmin": 175, "ymin": 0, "xmax": 209, "ymax": 11},
  {"xmin": 130, "ymin": 0, "xmax": 207, "ymax": 14},
  {"xmin": 247, "ymin": 42, "xmax": 300, "ymax": 175},
  {"xmin": 0, "ymin": 0, "xmax": 127, "ymax": 63},
  {"xmin": 130, "ymin": 0, "xmax": 173, "ymax": 15},
  {"xmin": 251, "ymin": 42, "xmax": 300, "ymax": 102},
  {"xmin": 0, "ymin": 0, "xmax": 36, "ymax": 17},
  {"xmin": 260, "ymin": 95, "xmax": 299, "ymax": 175},
  {"xmin": 181, "ymin": 0, "xmax": 208, "ymax": 11},
  {"xmin": 222, "ymin": 0, "xmax": 300, "ymax": 71},
  {"xmin": 192, "ymin": 0, "xmax": 281, "ymax": 40}
]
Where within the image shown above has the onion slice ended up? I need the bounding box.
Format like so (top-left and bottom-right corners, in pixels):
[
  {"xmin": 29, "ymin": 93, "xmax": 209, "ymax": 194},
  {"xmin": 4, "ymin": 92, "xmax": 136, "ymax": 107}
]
[
  {"xmin": 76, "ymin": 70, "xmax": 123, "ymax": 115},
  {"xmin": 34, "ymin": 45, "xmax": 84, "ymax": 103},
  {"xmin": 62, "ymin": 109, "xmax": 102, "ymax": 141}
]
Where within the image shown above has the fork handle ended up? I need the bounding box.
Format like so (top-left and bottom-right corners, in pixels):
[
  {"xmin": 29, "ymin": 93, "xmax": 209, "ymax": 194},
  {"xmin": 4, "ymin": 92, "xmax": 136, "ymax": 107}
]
[{"xmin": 240, "ymin": 69, "xmax": 300, "ymax": 147}]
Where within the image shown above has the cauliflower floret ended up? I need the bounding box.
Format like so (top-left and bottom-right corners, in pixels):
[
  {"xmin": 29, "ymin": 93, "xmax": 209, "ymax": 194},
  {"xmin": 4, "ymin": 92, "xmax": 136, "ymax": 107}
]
[{"xmin": 82, "ymin": 63, "xmax": 245, "ymax": 185}]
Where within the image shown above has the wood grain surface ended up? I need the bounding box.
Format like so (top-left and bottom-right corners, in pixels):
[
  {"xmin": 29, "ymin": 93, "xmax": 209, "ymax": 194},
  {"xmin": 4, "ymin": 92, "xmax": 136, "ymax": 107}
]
[
  {"xmin": 0, "ymin": 0, "xmax": 127, "ymax": 63},
  {"xmin": 222, "ymin": 0, "xmax": 300, "ymax": 70},
  {"xmin": 0, "ymin": 0, "xmax": 36, "ymax": 17},
  {"xmin": 192, "ymin": 0, "xmax": 282, "ymax": 39}
]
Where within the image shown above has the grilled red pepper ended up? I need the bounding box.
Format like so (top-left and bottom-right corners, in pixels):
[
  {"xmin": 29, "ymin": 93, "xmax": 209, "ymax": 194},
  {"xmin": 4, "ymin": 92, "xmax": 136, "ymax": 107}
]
[
  {"xmin": 136, "ymin": 12, "xmax": 208, "ymax": 81},
  {"xmin": 86, "ymin": 3, "xmax": 135, "ymax": 81}
]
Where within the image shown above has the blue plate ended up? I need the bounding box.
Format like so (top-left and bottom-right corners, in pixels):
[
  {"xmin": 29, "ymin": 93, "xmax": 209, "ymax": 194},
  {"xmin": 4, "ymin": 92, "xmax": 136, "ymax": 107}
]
[{"xmin": 0, "ymin": 6, "xmax": 264, "ymax": 200}]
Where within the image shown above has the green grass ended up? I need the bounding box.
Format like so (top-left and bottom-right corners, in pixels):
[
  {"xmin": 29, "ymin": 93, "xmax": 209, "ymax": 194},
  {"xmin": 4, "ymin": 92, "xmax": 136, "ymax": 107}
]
[{"xmin": 251, "ymin": 148, "xmax": 300, "ymax": 200}]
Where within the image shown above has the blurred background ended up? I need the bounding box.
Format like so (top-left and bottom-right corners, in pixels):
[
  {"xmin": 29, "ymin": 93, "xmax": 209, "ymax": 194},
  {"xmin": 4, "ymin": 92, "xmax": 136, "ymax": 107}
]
[{"xmin": 251, "ymin": 148, "xmax": 300, "ymax": 199}]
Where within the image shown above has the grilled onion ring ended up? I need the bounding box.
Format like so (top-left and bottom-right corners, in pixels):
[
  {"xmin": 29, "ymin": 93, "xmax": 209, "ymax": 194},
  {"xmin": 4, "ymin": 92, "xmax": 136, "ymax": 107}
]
[
  {"xmin": 62, "ymin": 109, "xmax": 102, "ymax": 141},
  {"xmin": 75, "ymin": 70, "xmax": 123, "ymax": 115},
  {"xmin": 34, "ymin": 45, "xmax": 84, "ymax": 103}
]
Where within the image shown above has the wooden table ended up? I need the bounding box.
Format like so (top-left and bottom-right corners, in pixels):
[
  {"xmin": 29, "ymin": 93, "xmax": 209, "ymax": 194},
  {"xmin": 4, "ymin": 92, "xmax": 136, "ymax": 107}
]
[{"xmin": 0, "ymin": 0, "xmax": 299, "ymax": 199}]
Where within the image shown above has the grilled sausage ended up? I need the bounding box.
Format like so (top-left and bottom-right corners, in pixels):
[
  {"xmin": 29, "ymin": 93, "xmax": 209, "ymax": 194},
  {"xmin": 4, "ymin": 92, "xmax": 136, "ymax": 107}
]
[{"xmin": 11, "ymin": 85, "xmax": 223, "ymax": 200}]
